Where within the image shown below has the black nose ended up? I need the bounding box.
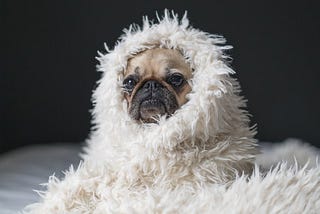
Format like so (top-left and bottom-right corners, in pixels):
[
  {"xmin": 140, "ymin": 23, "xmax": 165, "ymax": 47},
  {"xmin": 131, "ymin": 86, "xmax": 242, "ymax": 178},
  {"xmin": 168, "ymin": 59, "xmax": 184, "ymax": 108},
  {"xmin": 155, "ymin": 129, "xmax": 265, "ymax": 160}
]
[{"xmin": 142, "ymin": 80, "xmax": 163, "ymax": 90}]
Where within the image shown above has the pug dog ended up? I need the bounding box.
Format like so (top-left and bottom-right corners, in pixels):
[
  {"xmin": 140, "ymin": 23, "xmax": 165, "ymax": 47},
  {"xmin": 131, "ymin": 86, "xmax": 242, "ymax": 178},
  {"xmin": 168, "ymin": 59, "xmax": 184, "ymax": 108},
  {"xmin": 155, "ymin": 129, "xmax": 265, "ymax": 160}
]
[{"xmin": 122, "ymin": 48, "xmax": 192, "ymax": 123}]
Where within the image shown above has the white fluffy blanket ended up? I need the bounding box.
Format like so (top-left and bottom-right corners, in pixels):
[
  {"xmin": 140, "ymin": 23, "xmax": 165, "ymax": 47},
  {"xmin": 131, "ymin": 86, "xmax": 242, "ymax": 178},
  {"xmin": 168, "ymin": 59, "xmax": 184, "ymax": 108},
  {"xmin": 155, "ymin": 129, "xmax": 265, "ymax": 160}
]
[{"xmin": 24, "ymin": 11, "xmax": 320, "ymax": 213}]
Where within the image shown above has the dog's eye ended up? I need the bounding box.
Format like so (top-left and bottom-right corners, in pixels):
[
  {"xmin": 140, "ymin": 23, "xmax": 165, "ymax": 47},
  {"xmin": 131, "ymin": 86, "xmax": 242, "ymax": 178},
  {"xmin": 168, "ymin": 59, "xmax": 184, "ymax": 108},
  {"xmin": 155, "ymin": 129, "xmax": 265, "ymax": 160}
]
[
  {"xmin": 123, "ymin": 78, "xmax": 136, "ymax": 91},
  {"xmin": 167, "ymin": 73, "xmax": 185, "ymax": 87}
]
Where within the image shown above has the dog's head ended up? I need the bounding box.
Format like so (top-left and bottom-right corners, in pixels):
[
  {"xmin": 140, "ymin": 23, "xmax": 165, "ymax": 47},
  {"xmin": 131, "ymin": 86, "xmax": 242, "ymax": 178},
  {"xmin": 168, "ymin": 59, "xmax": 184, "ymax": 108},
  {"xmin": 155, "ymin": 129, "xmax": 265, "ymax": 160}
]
[
  {"xmin": 88, "ymin": 12, "xmax": 257, "ymax": 185},
  {"xmin": 122, "ymin": 48, "xmax": 192, "ymax": 123}
]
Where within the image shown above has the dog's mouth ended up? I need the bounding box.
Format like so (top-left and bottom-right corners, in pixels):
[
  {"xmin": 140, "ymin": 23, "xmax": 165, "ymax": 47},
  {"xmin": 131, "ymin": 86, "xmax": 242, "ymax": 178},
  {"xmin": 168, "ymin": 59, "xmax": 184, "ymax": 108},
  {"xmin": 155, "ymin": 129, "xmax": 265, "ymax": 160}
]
[
  {"xmin": 139, "ymin": 99, "xmax": 167, "ymax": 123},
  {"xmin": 128, "ymin": 86, "xmax": 180, "ymax": 123}
]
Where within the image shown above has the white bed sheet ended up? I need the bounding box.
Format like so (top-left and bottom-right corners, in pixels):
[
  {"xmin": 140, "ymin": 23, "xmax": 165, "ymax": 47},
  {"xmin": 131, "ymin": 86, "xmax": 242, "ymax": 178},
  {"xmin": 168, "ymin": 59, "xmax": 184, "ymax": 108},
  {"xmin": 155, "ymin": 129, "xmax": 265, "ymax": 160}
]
[{"xmin": 0, "ymin": 144, "xmax": 82, "ymax": 214}]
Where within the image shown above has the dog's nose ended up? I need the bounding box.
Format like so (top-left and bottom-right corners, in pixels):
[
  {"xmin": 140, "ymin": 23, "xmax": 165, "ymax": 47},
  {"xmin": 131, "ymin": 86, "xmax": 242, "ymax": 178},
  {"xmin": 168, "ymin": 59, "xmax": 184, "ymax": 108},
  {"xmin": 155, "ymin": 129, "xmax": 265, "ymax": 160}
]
[{"xmin": 143, "ymin": 80, "xmax": 163, "ymax": 90}]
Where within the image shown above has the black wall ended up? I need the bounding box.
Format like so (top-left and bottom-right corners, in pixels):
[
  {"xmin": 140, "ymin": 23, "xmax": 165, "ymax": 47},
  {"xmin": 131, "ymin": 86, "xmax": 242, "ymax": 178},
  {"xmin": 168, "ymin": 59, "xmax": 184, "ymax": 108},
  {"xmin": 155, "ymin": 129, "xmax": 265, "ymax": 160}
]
[{"xmin": 1, "ymin": 0, "xmax": 320, "ymax": 153}]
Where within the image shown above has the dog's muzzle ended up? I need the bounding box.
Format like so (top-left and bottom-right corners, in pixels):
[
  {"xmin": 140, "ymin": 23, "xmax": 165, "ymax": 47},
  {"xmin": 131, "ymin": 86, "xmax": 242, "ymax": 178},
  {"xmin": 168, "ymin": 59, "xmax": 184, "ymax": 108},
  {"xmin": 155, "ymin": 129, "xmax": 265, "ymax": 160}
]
[{"xmin": 129, "ymin": 80, "xmax": 178, "ymax": 122}]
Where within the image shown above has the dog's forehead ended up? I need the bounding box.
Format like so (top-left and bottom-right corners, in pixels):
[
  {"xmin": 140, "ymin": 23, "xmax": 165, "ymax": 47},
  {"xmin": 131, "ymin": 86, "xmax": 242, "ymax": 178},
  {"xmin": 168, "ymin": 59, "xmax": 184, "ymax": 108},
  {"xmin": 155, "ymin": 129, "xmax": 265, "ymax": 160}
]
[{"xmin": 124, "ymin": 48, "xmax": 192, "ymax": 78}]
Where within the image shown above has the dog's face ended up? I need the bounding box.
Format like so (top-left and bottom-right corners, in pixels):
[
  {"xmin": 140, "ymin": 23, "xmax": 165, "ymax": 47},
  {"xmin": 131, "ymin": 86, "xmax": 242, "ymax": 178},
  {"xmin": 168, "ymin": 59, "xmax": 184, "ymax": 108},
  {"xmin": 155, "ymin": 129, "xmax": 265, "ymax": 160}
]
[{"xmin": 123, "ymin": 48, "xmax": 192, "ymax": 123}]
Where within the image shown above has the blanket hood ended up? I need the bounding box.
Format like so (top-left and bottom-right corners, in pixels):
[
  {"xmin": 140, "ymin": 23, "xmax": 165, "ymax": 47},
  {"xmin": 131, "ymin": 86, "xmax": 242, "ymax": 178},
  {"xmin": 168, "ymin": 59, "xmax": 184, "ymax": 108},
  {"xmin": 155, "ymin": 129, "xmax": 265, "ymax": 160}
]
[{"xmin": 83, "ymin": 10, "xmax": 257, "ymax": 186}]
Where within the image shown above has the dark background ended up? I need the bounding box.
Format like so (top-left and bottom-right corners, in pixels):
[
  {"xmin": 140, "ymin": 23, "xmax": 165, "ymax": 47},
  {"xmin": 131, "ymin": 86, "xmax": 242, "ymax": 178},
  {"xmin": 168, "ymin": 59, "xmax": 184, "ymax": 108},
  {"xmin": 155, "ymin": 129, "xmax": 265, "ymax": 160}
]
[{"xmin": 1, "ymin": 1, "xmax": 320, "ymax": 153}]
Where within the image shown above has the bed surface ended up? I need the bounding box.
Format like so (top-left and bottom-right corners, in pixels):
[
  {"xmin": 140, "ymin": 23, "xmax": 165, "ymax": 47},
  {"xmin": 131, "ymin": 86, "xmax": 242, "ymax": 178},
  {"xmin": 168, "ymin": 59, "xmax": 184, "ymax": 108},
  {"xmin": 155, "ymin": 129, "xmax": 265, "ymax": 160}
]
[{"xmin": 0, "ymin": 144, "xmax": 82, "ymax": 214}]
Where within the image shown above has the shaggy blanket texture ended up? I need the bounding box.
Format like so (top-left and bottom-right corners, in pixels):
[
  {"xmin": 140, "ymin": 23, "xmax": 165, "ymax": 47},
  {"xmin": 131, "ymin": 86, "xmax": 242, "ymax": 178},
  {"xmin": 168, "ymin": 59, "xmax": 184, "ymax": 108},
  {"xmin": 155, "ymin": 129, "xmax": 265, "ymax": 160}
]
[{"xmin": 24, "ymin": 11, "xmax": 320, "ymax": 213}]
